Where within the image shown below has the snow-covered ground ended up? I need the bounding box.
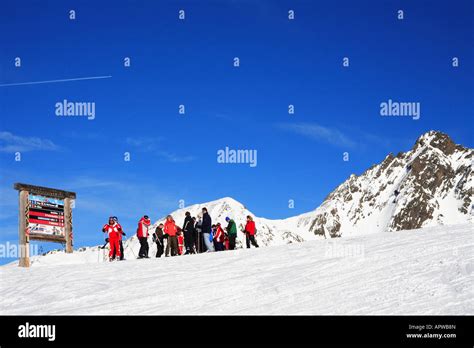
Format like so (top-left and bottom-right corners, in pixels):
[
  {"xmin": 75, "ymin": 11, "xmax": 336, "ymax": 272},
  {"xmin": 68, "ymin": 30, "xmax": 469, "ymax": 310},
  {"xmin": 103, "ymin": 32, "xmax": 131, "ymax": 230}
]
[{"xmin": 0, "ymin": 223, "xmax": 472, "ymax": 315}]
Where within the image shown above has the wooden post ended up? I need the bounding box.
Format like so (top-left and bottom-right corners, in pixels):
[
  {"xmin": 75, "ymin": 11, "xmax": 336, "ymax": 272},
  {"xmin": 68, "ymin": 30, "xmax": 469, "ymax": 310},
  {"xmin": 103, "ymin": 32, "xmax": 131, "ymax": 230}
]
[
  {"xmin": 64, "ymin": 198, "xmax": 73, "ymax": 253},
  {"xmin": 18, "ymin": 190, "xmax": 30, "ymax": 267}
]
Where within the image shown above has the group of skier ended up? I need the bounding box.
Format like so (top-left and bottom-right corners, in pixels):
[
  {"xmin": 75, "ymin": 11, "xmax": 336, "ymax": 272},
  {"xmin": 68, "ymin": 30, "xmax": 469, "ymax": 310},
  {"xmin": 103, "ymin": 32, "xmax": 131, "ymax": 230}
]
[{"xmin": 101, "ymin": 207, "xmax": 259, "ymax": 261}]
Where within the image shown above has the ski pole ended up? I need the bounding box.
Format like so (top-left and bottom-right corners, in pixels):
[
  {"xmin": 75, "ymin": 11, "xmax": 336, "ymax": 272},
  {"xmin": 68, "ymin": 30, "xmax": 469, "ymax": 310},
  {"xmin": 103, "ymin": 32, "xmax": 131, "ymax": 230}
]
[{"xmin": 125, "ymin": 240, "xmax": 138, "ymax": 259}]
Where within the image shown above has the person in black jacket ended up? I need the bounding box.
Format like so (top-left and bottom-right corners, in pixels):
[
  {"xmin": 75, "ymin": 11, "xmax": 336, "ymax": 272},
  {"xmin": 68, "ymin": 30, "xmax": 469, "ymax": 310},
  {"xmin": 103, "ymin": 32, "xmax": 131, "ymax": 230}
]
[
  {"xmin": 201, "ymin": 207, "xmax": 214, "ymax": 252},
  {"xmin": 182, "ymin": 211, "xmax": 195, "ymax": 254},
  {"xmin": 153, "ymin": 223, "xmax": 165, "ymax": 258},
  {"xmin": 194, "ymin": 217, "xmax": 203, "ymax": 253}
]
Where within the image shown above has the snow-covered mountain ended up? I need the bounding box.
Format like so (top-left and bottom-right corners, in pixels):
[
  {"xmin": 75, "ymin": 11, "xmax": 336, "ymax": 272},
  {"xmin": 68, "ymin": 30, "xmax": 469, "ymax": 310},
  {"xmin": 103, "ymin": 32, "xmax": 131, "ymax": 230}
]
[
  {"xmin": 19, "ymin": 130, "xmax": 473, "ymax": 266},
  {"xmin": 117, "ymin": 130, "xmax": 474, "ymax": 260},
  {"xmin": 287, "ymin": 130, "xmax": 473, "ymax": 238},
  {"xmin": 139, "ymin": 130, "xmax": 472, "ymax": 242}
]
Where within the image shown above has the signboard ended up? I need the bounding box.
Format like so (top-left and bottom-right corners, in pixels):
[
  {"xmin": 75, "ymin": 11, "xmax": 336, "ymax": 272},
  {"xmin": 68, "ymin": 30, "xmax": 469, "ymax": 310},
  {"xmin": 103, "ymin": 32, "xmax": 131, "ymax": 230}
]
[
  {"xmin": 28, "ymin": 194, "xmax": 65, "ymax": 237},
  {"xmin": 14, "ymin": 183, "xmax": 76, "ymax": 267}
]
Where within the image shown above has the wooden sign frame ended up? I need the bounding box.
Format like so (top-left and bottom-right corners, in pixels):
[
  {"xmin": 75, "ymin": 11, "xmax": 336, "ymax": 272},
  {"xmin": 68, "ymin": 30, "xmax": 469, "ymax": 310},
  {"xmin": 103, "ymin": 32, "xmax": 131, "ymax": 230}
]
[{"xmin": 13, "ymin": 183, "xmax": 76, "ymax": 267}]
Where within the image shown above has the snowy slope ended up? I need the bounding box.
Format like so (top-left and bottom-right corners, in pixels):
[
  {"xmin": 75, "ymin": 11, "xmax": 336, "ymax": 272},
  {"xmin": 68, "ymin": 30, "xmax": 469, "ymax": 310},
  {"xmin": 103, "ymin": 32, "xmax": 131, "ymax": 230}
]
[{"xmin": 1, "ymin": 223, "xmax": 472, "ymax": 315}]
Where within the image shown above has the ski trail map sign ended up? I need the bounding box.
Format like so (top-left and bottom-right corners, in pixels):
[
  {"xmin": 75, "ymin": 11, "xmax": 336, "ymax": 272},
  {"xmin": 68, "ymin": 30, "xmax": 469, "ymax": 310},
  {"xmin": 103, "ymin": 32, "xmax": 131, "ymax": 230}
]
[
  {"xmin": 13, "ymin": 183, "xmax": 76, "ymax": 267},
  {"xmin": 28, "ymin": 195, "xmax": 65, "ymax": 237}
]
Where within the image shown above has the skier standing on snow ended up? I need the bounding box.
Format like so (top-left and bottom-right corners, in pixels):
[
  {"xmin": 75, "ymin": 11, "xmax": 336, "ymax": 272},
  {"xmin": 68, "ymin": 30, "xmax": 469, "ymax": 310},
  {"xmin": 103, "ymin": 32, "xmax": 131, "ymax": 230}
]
[
  {"xmin": 153, "ymin": 223, "xmax": 165, "ymax": 258},
  {"xmin": 213, "ymin": 223, "xmax": 225, "ymax": 251},
  {"xmin": 182, "ymin": 211, "xmax": 195, "ymax": 255},
  {"xmin": 201, "ymin": 207, "xmax": 214, "ymax": 252},
  {"xmin": 113, "ymin": 216, "xmax": 126, "ymax": 260},
  {"xmin": 211, "ymin": 224, "xmax": 217, "ymax": 250},
  {"xmin": 225, "ymin": 217, "xmax": 237, "ymax": 250},
  {"xmin": 137, "ymin": 215, "xmax": 151, "ymax": 258},
  {"xmin": 164, "ymin": 215, "xmax": 178, "ymax": 257},
  {"xmin": 244, "ymin": 215, "xmax": 259, "ymax": 248},
  {"xmin": 177, "ymin": 228, "xmax": 184, "ymax": 255},
  {"xmin": 194, "ymin": 216, "xmax": 203, "ymax": 253},
  {"xmin": 102, "ymin": 216, "xmax": 121, "ymax": 261},
  {"xmin": 191, "ymin": 217, "xmax": 197, "ymax": 252},
  {"xmin": 224, "ymin": 233, "xmax": 229, "ymax": 250}
]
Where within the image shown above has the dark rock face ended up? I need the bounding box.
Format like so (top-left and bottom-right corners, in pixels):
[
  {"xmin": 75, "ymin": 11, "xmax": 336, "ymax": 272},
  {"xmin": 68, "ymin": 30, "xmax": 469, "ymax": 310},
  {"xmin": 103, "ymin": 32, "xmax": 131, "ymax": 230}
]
[
  {"xmin": 454, "ymin": 164, "xmax": 472, "ymax": 214},
  {"xmin": 309, "ymin": 210, "xmax": 342, "ymax": 238},
  {"xmin": 281, "ymin": 231, "xmax": 305, "ymax": 243},
  {"xmin": 308, "ymin": 131, "xmax": 473, "ymax": 236},
  {"xmin": 413, "ymin": 130, "xmax": 463, "ymax": 156},
  {"xmin": 390, "ymin": 145, "xmax": 456, "ymax": 231},
  {"xmin": 390, "ymin": 194, "xmax": 435, "ymax": 231}
]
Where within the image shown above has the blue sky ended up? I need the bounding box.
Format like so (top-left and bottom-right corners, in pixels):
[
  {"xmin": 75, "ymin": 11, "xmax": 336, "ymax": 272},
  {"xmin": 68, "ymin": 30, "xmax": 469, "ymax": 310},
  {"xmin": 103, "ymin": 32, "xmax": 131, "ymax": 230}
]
[{"xmin": 0, "ymin": 0, "xmax": 473, "ymax": 264}]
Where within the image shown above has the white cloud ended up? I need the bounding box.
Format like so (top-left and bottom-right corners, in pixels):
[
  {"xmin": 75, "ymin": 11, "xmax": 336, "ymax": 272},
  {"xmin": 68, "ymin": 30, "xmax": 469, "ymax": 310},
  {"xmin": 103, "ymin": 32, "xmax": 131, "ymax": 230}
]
[
  {"xmin": 65, "ymin": 176, "xmax": 179, "ymax": 220},
  {"xmin": 155, "ymin": 151, "xmax": 196, "ymax": 163},
  {"xmin": 126, "ymin": 137, "xmax": 162, "ymax": 151},
  {"xmin": 65, "ymin": 177, "xmax": 122, "ymax": 190},
  {"xmin": 0, "ymin": 131, "xmax": 60, "ymax": 153},
  {"xmin": 126, "ymin": 137, "xmax": 196, "ymax": 162},
  {"xmin": 276, "ymin": 123, "xmax": 357, "ymax": 148}
]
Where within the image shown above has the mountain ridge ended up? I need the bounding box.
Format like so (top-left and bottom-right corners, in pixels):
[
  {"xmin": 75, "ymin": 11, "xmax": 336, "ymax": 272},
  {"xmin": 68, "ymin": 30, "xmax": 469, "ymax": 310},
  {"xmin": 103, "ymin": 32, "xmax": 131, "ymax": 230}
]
[
  {"xmin": 289, "ymin": 130, "xmax": 473, "ymax": 238},
  {"xmin": 134, "ymin": 130, "xmax": 472, "ymax": 249},
  {"xmin": 17, "ymin": 130, "xmax": 473, "ymax": 263}
]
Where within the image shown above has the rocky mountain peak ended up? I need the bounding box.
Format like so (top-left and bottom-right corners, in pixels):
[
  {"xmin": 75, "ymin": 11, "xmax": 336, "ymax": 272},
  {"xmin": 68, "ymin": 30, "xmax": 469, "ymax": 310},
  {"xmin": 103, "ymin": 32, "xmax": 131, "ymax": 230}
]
[
  {"xmin": 299, "ymin": 131, "xmax": 473, "ymax": 238},
  {"xmin": 413, "ymin": 130, "xmax": 463, "ymax": 155}
]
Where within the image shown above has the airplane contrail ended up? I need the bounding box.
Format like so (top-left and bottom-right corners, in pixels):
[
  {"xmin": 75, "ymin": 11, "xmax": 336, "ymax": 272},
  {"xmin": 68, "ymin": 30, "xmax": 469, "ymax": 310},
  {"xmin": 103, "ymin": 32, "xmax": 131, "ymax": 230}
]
[{"xmin": 0, "ymin": 75, "xmax": 112, "ymax": 87}]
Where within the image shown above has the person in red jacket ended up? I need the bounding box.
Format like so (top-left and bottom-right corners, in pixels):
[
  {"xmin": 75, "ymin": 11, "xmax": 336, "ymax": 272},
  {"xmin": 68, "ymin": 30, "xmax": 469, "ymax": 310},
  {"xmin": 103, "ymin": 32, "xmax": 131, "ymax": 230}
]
[
  {"xmin": 137, "ymin": 215, "xmax": 151, "ymax": 258},
  {"xmin": 213, "ymin": 223, "xmax": 225, "ymax": 251},
  {"xmin": 102, "ymin": 216, "xmax": 121, "ymax": 261},
  {"xmin": 177, "ymin": 228, "xmax": 184, "ymax": 255},
  {"xmin": 244, "ymin": 215, "xmax": 259, "ymax": 249},
  {"xmin": 164, "ymin": 215, "xmax": 178, "ymax": 257},
  {"xmin": 113, "ymin": 216, "xmax": 126, "ymax": 260},
  {"xmin": 224, "ymin": 233, "xmax": 230, "ymax": 250}
]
